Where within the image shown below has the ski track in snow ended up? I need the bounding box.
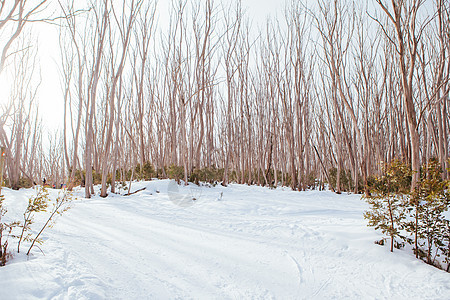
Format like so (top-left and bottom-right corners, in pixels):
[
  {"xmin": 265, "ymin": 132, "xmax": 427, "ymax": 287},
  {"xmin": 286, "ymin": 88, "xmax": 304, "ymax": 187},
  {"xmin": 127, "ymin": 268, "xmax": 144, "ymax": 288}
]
[{"xmin": 1, "ymin": 180, "xmax": 449, "ymax": 299}]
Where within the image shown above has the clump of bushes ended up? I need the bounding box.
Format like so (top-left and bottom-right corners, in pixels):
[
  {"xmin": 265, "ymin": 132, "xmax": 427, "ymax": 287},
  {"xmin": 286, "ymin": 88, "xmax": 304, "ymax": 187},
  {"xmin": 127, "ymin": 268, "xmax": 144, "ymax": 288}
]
[
  {"xmin": 137, "ymin": 162, "xmax": 157, "ymax": 180},
  {"xmin": 327, "ymin": 167, "xmax": 366, "ymax": 193},
  {"xmin": 364, "ymin": 158, "xmax": 450, "ymax": 272},
  {"xmin": 1, "ymin": 176, "xmax": 35, "ymax": 190},
  {"xmin": 304, "ymin": 172, "xmax": 318, "ymax": 190},
  {"xmin": 167, "ymin": 165, "xmax": 184, "ymax": 183},
  {"xmin": 328, "ymin": 167, "xmax": 354, "ymax": 192},
  {"xmin": 72, "ymin": 163, "xmax": 323, "ymax": 190},
  {"xmin": 190, "ymin": 167, "xmax": 224, "ymax": 185}
]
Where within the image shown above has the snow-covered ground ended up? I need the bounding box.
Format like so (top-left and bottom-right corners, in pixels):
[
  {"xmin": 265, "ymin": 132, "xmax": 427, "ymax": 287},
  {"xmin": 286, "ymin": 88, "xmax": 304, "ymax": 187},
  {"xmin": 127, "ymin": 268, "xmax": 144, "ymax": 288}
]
[{"xmin": 1, "ymin": 180, "xmax": 449, "ymax": 299}]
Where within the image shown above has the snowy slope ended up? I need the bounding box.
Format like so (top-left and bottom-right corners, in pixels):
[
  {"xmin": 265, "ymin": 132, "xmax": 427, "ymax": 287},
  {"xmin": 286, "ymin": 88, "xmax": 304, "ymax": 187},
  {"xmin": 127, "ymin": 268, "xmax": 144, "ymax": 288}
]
[{"xmin": 0, "ymin": 180, "xmax": 449, "ymax": 299}]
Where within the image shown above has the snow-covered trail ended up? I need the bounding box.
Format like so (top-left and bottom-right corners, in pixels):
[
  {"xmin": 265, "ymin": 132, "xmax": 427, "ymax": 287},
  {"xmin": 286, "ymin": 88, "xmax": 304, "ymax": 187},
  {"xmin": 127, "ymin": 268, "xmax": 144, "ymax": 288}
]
[{"xmin": 1, "ymin": 180, "xmax": 449, "ymax": 299}]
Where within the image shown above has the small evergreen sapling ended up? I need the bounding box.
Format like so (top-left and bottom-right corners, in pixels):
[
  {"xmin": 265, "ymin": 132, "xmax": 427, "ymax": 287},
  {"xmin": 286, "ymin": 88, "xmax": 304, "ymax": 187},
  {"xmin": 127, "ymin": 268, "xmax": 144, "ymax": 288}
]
[
  {"xmin": 17, "ymin": 186, "xmax": 49, "ymax": 253},
  {"xmin": 27, "ymin": 188, "xmax": 73, "ymax": 256},
  {"xmin": 409, "ymin": 160, "xmax": 450, "ymax": 266},
  {"xmin": 364, "ymin": 160, "xmax": 411, "ymax": 252}
]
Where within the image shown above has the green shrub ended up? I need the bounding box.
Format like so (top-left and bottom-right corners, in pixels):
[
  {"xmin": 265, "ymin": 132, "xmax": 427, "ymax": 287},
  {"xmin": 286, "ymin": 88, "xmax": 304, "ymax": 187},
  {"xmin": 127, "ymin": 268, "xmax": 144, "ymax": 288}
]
[
  {"xmin": 167, "ymin": 165, "xmax": 184, "ymax": 183},
  {"xmin": 142, "ymin": 162, "xmax": 156, "ymax": 179},
  {"xmin": 304, "ymin": 172, "xmax": 318, "ymax": 190},
  {"xmin": 364, "ymin": 158, "xmax": 450, "ymax": 272},
  {"xmin": 364, "ymin": 160, "xmax": 412, "ymax": 252},
  {"xmin": 408, "ymin": 159, "xmax": 450, "ymax": 266},
  {"xmin": 328, "ymin": 167, "xmax": 354, "ymax": 192},
  {"xmin": 189, "ymin": 167, "xmax": 224, "ymax": 185}
]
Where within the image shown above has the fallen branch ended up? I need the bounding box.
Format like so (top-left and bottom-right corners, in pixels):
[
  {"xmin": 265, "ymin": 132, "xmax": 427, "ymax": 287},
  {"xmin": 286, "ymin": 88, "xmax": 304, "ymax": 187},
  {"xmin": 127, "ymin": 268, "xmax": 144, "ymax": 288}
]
[{"xmin": 125, "ymin": 187, "xmax": 146, "ymax": 196}]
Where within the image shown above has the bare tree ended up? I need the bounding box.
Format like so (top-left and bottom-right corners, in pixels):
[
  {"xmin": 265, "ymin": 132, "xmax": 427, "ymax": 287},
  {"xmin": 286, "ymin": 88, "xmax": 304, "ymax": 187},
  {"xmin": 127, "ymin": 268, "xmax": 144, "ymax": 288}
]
[
  {"xmin": 0, "ymin": 34, "xmax": 41, "ymax": 189},
  {"xmin": 0, "ymin": 0, "xmax": 48, "ymax": 73},
  {"xmin": 375, "ymin": 0, "xmax": 429, "ymax": 190},
  {"xmin": 222, "ymin": 0, "xmax": 242, "ymax": 186},
  {"xmin": 99, "ymin": 0, "xmax": 143, "ymax": 197},
  {"xmin": 84, "ymin": 0, "xmax": 109, "ymax": 198}
]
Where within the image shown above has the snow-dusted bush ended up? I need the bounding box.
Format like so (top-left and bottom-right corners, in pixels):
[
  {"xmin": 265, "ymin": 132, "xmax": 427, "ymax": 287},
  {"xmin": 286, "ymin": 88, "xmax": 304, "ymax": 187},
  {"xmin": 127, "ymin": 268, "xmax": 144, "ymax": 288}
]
[
  {"xmin": 364, "ymin": 160, "xmax": 411, "ymax": 252},
  {"xmin": 17, "ymin": 186, "xmax": 49, "ymax": 253},
  {"xmin": 408, "ymin": 159, "xmax": 450, "ymax": 268},
  {"xmin": 364, "ymin": 159, "xmax": 450, "ymax": 272},
  {"xmin": 0, "ymin": 187, "xmax": 73, "ymax": 266},
  {"xmin": 26, "ymin": 188, "xmax": 73, "ymax": 256}
]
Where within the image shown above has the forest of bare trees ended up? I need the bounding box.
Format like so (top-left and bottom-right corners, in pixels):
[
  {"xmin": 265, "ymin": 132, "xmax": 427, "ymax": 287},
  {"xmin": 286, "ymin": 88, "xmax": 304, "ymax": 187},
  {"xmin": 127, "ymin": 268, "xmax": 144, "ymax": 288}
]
[{"xmin": 0, "ymin": 0, "xmax": 449, "ymax": 198}]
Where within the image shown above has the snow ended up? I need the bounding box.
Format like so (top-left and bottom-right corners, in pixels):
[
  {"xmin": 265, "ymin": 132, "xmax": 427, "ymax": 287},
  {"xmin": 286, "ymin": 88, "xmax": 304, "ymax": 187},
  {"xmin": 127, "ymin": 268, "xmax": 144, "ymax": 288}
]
[{"xmin": 1, "ymin": 180, "xmax": 449, "ymax": 299}]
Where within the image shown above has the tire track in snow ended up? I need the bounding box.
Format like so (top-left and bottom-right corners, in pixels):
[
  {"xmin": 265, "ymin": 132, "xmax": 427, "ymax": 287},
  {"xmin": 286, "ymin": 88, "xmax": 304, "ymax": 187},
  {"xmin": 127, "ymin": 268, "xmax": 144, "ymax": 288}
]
[{"xmin": 52, "ymin": 202, "xmax": 301, "ymax": 299}]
